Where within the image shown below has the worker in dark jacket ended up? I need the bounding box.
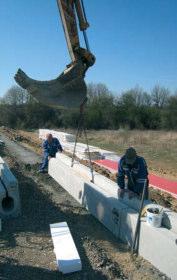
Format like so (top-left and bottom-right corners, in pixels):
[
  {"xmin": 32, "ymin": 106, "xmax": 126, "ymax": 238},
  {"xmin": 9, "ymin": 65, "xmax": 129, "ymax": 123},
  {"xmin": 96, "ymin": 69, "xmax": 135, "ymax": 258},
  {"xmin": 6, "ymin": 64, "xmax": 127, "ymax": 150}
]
[
  {"xmin": 117, "ymin": 147, "xmax": 149, "ymax": 199},
  {"xmin": 39, "ymin": 133, "xmax": 63, "ymax": 173}
]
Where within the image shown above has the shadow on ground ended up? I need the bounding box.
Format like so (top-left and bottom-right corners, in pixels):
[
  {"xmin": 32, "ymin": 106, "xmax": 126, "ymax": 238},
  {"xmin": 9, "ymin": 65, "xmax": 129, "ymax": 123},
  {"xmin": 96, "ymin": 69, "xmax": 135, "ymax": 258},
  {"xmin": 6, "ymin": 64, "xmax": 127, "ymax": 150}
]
[
  {"xmin": 0, "ymin": 256, "xmax": 110, "ymax": 280},
  {"xmin": 0, "ymin": 164, "xmax": 125, "ymax": 280}
]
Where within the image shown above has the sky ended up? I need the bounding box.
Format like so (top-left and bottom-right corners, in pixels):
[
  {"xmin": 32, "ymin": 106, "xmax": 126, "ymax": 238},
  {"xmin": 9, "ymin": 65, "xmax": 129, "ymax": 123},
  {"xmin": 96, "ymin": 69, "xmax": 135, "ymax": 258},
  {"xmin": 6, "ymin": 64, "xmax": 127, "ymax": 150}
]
[{"xmin": 0, "ymin": 0, "xmax": 177, "ymax": 97}]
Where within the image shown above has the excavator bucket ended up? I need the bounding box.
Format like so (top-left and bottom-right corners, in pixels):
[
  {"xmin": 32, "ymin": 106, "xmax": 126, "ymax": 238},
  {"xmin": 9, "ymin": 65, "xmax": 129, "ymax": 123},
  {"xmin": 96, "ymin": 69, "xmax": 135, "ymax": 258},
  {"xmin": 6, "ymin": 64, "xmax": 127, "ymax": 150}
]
[{"xmin": 14, "ymin": 62, "xmax": 87, "ymax": 109}]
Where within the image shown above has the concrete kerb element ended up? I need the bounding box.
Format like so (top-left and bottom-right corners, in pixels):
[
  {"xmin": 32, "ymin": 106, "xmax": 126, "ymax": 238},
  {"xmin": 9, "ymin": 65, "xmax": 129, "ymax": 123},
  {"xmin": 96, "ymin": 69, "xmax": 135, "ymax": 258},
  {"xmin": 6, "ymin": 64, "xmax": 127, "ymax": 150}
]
[
  {"xmin": 50, "ymin": 222, "xmax": 82, "ymax": 274},
  {"xmin": 120, "ymin": 208, "xmax": 177, "ymax": 280},
  {"xmin": 49, "ymin": 153, "xmax": 177, "ymax": 279},
  {"xmin": 0, "ymin": 157, "xmax": 20, "ymax": 218},
  {"xmin": 39, "ymin": 129, "xmax": 75, "ymax": 143},
  {"xmin": 143, "ymin": 203, "xmax": 177, "ymax": 234},
  {"xmin": 49, "ymin": 157, "xmax": 128, "ymax": 239},
  {"xmin": 55, "ymin": 153, "xmax": 177, "ymax": 234},
  {"xmin": 0, "ymin": 157, "xmax": 5, "ymax": 165},
  {"xmin": 39, "ymin": 129, "xmax": 119, "ymax": 160},
  {"xmin": 0, "ymin": 180, "xmax": 6, "ymax": 207},
  {"xmin": 55, "ymin": 153, "xmax": 177, "ymax": 233}
]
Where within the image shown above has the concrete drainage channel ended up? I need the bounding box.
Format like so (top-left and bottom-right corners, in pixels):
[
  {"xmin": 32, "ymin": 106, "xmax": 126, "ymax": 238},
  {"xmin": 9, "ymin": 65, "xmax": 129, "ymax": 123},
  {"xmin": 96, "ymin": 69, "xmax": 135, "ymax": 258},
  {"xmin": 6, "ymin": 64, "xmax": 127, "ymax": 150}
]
[
  {"xmin": 49, "ymin": 152, "xmax": 177, "ymax": 280},
  {"xmin": 0, "ymin": 156, "xmax": 20, "ymax": 218},
  {"xmin": 2, "ymin": 196, "xmax": 14, "ymax": 212}
]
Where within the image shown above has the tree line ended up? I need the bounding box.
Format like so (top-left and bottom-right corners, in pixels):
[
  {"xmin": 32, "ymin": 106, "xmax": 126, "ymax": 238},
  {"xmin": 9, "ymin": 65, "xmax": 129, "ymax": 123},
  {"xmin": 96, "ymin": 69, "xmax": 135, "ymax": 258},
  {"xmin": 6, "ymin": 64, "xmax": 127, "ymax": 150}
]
[{"xmin": 0, "ymin": 83, "xmax": 177, "ymax": 130}]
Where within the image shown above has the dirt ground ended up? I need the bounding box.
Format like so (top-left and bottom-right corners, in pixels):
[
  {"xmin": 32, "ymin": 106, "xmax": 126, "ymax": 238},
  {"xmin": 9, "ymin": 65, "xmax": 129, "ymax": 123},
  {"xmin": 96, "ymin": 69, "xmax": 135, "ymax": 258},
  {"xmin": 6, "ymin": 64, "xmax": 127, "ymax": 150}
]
[{"xmin": 0, "ymin": 131, "xmax": 170, "ymax": 279}]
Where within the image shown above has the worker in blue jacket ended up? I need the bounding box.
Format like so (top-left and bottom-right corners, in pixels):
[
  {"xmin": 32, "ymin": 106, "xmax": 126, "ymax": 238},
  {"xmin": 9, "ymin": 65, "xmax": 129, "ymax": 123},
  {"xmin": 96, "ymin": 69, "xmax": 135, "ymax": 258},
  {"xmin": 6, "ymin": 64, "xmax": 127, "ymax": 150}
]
[
  {"xmin": 117, "ymin": 147, "xmax": 149, "ymax": 199},
  {"xmin": 39, "ymin": 133, "xmax": 63, "ymax": 173}
]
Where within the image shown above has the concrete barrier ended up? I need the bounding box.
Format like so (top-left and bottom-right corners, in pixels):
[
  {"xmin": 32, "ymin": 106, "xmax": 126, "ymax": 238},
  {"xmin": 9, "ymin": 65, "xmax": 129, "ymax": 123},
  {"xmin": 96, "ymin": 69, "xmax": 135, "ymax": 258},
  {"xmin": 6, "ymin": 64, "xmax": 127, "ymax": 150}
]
[
  {"xmin": 49, "ymin": 153, "xmax": 177, "ymax": 280},
  {"xmin": 0, "ymin": 157, "xmax": 20, "ymax": 218}
]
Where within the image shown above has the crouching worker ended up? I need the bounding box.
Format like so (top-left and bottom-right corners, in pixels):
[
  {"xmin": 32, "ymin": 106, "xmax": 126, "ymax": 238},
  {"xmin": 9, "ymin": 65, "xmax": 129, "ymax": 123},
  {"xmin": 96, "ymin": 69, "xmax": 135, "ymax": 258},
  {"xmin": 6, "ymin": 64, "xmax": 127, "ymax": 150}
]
[
  {"xmin": 117, "ymin": 147, "xmax": 149, "ymax": 199},
  {"xmin": 39, "ymin": 133, "xmax": 63, "ymax": 173}
]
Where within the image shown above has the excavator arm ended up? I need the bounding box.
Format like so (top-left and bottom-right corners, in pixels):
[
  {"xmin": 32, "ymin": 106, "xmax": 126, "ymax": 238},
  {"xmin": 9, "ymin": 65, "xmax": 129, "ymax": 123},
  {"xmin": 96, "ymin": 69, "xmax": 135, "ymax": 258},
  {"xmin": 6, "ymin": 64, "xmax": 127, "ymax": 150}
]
[
  {"xmin": 57, "ymin": 0, "xmax": 95, "ymax": 68},
  {"xmin": 14, "ymin": 0, "xmax": 95, "ymax": 109}
]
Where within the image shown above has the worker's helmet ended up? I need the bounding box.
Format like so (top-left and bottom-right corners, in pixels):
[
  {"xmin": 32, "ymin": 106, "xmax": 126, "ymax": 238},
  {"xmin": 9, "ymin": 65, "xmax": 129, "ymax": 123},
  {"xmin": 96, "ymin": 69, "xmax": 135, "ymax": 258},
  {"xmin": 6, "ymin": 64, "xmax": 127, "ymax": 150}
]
[{"xmin": 125, "ymin": 147, "xmax": 137, "ymax": 165}]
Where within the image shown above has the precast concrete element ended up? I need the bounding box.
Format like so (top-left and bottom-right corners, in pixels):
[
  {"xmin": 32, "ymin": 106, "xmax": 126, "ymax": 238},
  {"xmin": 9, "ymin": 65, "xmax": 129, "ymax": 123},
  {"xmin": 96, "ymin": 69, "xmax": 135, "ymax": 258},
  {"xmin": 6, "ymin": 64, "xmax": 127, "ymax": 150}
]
[
  {"xmin": 39, "ymin": 129, "xmax": 119, "ymax": 160},
  {"xmin": 49, "ymin": 156, "xmax": 128, "ymax": 238},
  {"xmin": 0, "ymin": 140, "xmax": 5, "ymax": 147},
  {"xmin": 39, "ymin": 129, "xmax": 75, "ymax": 143},
  {"xmin": 0, "ymin": 178, "xmax": 20, "ymax": 218},
  {"xmin": 49, "ymin": 153, "xmax": 177, "ymax": 280},
  {"xmin": 0, "ymin": 157, "xmax": 20, "ymax": 218},
  {"xmin": 50, "ymin": 222, "xmax": 82, "ymax": 274},
  {"xmin": 55, "ymin": 153, "xmax": 118, "ymax": 191},
  {"xmin": 142, "ymin": 203, "xmax": 177, "ymax": 234},
  {"xmin": 120, "ymin": 208, "xmax": 177, "ymax": 280},
  {"xmin": 55, "ymin": 153, "xmax": 177, "ymax": 234},
  {"xmin": 102, "ymin": 153, "xmax": 120, "ymax": 162},
  {"xmin": 0, "ymin": 157, "xmax": 5, "ymax": 165}
]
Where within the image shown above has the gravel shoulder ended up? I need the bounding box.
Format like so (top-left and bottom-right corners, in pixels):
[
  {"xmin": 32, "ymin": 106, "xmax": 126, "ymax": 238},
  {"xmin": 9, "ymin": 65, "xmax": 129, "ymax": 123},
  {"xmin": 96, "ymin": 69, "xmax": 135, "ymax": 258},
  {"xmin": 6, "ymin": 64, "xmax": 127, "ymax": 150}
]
[{"xmin": 0, "ymin": 132, "xmax": 169, "ymax": 280}]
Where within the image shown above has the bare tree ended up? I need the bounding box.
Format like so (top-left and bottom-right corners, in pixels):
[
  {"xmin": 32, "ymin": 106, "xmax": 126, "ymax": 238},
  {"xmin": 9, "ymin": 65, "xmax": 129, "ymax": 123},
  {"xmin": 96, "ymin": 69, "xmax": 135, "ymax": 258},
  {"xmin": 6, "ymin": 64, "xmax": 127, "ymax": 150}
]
[
  {"xmin": 151, "ymin": 85, "xmax": 170, "ymax": 108},
  {"xmin": 2, "ymin": 85, "xmax": 30, "ymax": 106},
  {"xmin": 87, "ymin": 83, "xmax": 111, "ymax": 102}
]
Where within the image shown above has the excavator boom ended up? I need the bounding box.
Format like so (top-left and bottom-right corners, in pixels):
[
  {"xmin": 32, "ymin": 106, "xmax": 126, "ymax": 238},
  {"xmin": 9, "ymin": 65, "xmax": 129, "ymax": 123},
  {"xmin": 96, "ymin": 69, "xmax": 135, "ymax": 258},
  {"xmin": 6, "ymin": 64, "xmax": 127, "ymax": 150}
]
[
  {"xmin": 14, "ymin": 0, "xmax": 95, "ymax": 109},
  {"xmin": 57, "ymin": 0, "xmax": 80, "ymax": 63},
  {"xmin": 57, "ymin": 0, "xmax": 95, "ymax": 67}
]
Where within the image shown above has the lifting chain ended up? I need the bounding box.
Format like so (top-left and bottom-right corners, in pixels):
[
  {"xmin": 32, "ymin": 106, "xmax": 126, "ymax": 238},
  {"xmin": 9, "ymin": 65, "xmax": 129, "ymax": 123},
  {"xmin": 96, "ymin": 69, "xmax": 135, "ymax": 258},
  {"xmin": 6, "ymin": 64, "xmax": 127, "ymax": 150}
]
[{"xmin": 71, "ymin": 98, "xmax": 94, "ymax": 183}]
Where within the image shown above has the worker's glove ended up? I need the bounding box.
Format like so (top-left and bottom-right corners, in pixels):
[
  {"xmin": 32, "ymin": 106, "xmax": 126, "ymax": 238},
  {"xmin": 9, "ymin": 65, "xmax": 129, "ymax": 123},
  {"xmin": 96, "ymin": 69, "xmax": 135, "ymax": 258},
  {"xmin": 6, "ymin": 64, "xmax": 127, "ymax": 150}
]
[{"xmin": 117, "ymin": 188, "xmax": 125, "ymax": 199}]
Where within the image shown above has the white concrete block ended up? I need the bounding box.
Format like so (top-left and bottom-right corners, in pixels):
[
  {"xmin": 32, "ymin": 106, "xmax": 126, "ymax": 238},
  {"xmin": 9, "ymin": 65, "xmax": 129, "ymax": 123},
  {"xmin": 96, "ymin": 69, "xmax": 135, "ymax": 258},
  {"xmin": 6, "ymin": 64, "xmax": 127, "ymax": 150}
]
[
  {"xmin": 55, "ymin": 153, "xmax": 177, "ymax": 235},
  {"xmin": 120, "ymin": 197, "xmax": 177, "ymax": 235},
  {"xmin": 0, "ymin": 157, "xmax": 20, "ymax": 218},
  {"xmin": 145, "ymin": 203, "xmax": 177, "ymax": 234},
  {"xmin": 0, "ymin": 163, "xmax": 18, "ymax": 190},
  {"xmin": 100, "ymin": 152, "xmax": 120, "ymax": 162},
  {"xmin": 0, "ymin": 140, "xmax": 5, "ymax": 146},
  {"xmin": 49, "ymin": 157, "xmax": 127, "ymax": 238},
  {"xmin": 39, "ymin": 129, "xmax": 75, "ymax": 143},
  {"xmin": 56, "ymin": 153, "xmax": 118, "ymax": 194},
  {"xmin": 120, "ymin": 208, "xmax": 177, "ymax": 280},
  {"xmin": 39, "ymin": 129, "xmax": 118, "ymax": 160},
  {"xmin": 0, "ymin": 157, "xmax": 5, "ymax": 165},
  {"xmin": 0, "ymin": 181, "xmax": 6, "ymax": 197},
  {"xmin": 162, "ymin": 208, "xmax": 177, "ymax": 234},
  {"xmin": 0, "ymin": 189, "xmax": 20, "ymax": 219},
  {"xmin": 50, "ymin": 222, "xmax": 82, "ymax": 274}
]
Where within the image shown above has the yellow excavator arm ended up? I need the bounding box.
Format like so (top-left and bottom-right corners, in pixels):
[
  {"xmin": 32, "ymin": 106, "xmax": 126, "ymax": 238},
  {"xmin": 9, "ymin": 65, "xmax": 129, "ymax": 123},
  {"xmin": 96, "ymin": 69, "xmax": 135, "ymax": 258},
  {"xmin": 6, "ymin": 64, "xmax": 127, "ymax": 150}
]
[
  {"xmin": 57, "ymin": 0, "xmax": 95, "ymax": 68},
  {"xmin": 14, "ymin": 0, "xmax": 95, "ymax": 109}
]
